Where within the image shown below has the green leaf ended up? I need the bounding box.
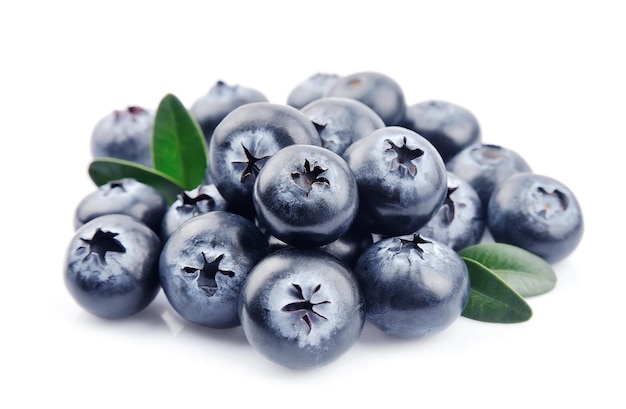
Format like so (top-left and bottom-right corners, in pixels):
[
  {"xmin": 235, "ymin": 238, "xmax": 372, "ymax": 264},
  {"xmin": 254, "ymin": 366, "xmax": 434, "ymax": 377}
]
[
  {"xmin": 89, "ymin": 158, "xmax": 183, "ymax": 204},
  {"xmin": 459, "ymin": 243, "xmax": 556, "ymax": 297},
  {"xmin": 152, "ymin": 93, "xmax": 208, "ymax": 189},
  {"xmin": 461, "ymin": 258, "xmax": 533, "ymax": 323}
]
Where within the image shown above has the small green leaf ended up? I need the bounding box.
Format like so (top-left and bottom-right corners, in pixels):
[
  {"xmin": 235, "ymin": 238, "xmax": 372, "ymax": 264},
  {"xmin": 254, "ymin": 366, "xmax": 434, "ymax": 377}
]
[
  {"xmin": 152, "ymin": 93, "xmax": 208, "ymax": 189},
  {"xmin": 461, "ymin": 257, "xmax": 533, "ymax": 323},
  {"xmin": 89, "ymin": 158, "xmax": 183, "ymax": 204},
  {"xmin": 459, "ymin": 243, "xmax": 556, "ymax": 297}
]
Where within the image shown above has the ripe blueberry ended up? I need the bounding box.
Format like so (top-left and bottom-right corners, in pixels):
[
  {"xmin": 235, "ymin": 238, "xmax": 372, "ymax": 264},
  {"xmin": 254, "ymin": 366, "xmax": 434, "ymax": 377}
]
[
  {"xmin": 189, "ymin": 80, "xmax": 268, "ymax": 144},
  {"xmin": 253, "ymin": 144, "xmax": 358, "ymax": 247},
  {"xmin": 417, "ymin": 171, "xmax": 485, "ymax": 251},
  {"xmin": 342, "ymin": 126, "xmax": 447, "ymax": 236},
  {"xmin": 300, "ymin": 96, "xmax": 385, "ymax": 155},
  {"xmin": 74, "ymin": 178, "xmax": 167, "ymax": 234},
  {"xmin": 91, "ymin": 106, "xmax": 154, "ymax": 167},
  {"xmin": 239, "ymin": 248, "xmax": 365, "ymax": 370},
  {"xmin": 286, "ymin": 73, "xmax": 340, "ymax": 109},
  {"xmin": 487, "ymin": 172, "xmax": 584, "ymax": 263},
  {"xmin": 65, "ymin": 214, "xmax": 162, "ymax": 319},
  {"xmin": 159, "ymin": 211, "xmax": 269, "ymax": 328},
  {"xmin": 353, "ymin": 234, "xmax": 470, "ymax": 338},
  {"xmin": 446, "ymin": 143, "xmax": 532, "ymax": 208},
  {"xmin": 402, "ymin": 100, "xmax": 482, "ymax": 162},
  {"xmin": 327, "ymin": 71, "xmax": 406, "ymax": 126}
]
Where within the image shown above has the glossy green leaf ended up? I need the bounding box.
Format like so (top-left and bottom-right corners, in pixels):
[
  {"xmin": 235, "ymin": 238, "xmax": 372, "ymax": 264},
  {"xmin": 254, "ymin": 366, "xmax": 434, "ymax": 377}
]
[
  {"xmin": 461, "ymin": 257, "xmax": 533, "ymax": 323},
  {"xmin": 152, "ymin": 93, "xmax": 208, "ymax": 189},
  {"xmin": 89, "ymin": 158, "xmax": 183, "ymax": 204},
  {"xmin": 459, "ymin": 243, "xmax": 556, "ymax": 297}
]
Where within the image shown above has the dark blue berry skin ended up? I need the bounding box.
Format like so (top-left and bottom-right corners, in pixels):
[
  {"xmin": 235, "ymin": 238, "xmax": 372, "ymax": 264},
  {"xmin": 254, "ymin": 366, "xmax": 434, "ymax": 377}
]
[
  {"xmin": 300, "ymin": 97, "xmax": 385, "ymax": 155},
  {"xmin": 208, "ymin": 102, "xmax": 322, "ymax": 216},
  {"xmin": 342, "ymin": 126, "xmax": 447, "ymax": 236},
  {"xmin": 159, "ymin": 211, "xmax": 269, "ymax": 329},
  {"xmin": 446, "ymin": 143, "xmax": 532, "ymax": 208},
  {"xmin": 74, "ymin": 178, "xmax": 167, "ymax": 234},
  {"xmin": 160, "ymin": 183, "xmax": 230, "ymax": 240},
  {"xmin": 327, "ymin": 71, "xmax": 406, "ymax": 126},
  {"xmin": 487, "ymin": 173, "xmax": 583, "ymax": 263},
  {"xmin": 287, "ymin": 73, "xmax": 340, "ymax": 109},
  {"xmin": 402, "ymin": 100, "xmax": 482, "ymax": 163},
  {"xmin": 239, "ymin": 248, "xmax": 365, "ymax": 370},
  {"xmin": 65, "ymin": 214, "xmax": 162, "ymax": 319},
  {"xmin": 417, "ymin": 171, "xmax": 485, "ymax": 251},
  {"xmin": 253, "ymin": 144, "xmax": 358, "ymax": 247},
  {"xmin": 91, "ymin": 106, "xmax": 154, "ymax": 167},
  {"xmin": 190, "ymin": 80, "xmax": 268, "ymax": 144},
  {"xmin": 353, "ymin": 234, "xmax": 470, "ymax": 338}
]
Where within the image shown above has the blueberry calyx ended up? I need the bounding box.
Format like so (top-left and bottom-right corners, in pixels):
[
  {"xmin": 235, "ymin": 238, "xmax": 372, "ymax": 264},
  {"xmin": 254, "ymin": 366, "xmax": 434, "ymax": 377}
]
[
  {"xmin": 533, "ymin": 186, "xmax": 569, "ymax": 219},
  {"xmin": 470, "ymin": 144, "xmax": 505, "ymax": 164},
  {"xmin": 182, "ymin": 253, "xmax": 235, "ymax": 297},
  {"xmin": 291, "ymin": 159, "xmax": 330, "ymax": 194},
  {"xmin": 385, "ymin": 136, "xmax": 424, "ymax": 177},
  {"xmin": 392, "ymin": 234, "xmax": 431, "ymax": 260},
  {"xmin": 177, "ymin": 191, "xmax": 216, "ymax": 214},
  {"xmin": 442, "ymin": 186, "xmax": 459, "ymax": 224},
  {"xmin": 281, "ymin": 283, "xmax": 331, "ymax": 333},
  {"xmin": 79, "ymin": 228, "xmax": 126, "ymax": 263},
  {"xmin": 233, "ymin": 143, "xmax": 271, "ymax": 182}
]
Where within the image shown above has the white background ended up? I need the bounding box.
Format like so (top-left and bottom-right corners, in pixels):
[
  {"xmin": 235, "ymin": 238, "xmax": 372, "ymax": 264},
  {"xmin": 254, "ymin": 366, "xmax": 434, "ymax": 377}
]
[{"xmin": 2, "ymin": 1, "xmax": 624, "ymax": 408}]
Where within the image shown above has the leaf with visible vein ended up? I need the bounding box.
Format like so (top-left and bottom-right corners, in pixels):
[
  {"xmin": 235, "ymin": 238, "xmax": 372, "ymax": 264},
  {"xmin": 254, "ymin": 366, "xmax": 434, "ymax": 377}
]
[{"xmin": 461, "ymin": 257, "xmax": 533, "ymax": 323}]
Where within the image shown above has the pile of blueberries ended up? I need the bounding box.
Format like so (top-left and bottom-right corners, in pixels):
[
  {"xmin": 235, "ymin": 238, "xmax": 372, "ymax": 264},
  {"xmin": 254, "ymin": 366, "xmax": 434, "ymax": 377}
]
[{"xmin": 66, "ymin": 71, "xmax": 584, "ymax": 370}]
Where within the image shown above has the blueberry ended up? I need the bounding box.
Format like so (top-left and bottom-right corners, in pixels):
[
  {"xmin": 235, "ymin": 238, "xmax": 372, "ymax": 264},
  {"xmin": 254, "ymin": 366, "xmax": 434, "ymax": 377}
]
[
  {"xmin": 159, "ymin": 211, "xmax": 269, "ymax": 328},
  {"xmin": 446, "ymin": 143, "xmax": 532, "ymax": 208},
  {"xmin": 286, "ymin": 73, "xmax": 340, "ymax": 109},
  {"xmin": 253, "ymin": 144, "xmax": 358, "ymax": 247},
  {"xmin": 208, "ymin": 102, "xmax": 322, "ymax": 216},
  {"xmin": 189, "ymin": 80, "xmax": 268, "ymax": 144},
  {"xmin": 353, "ymin": 234, "xmax": 470, "ymax": 338},
  {"xmin": 239, "ymin": 248, "xmax": 365, "ymax": 370},
  {"xmin": 327, "ymin": 71, "xmax": 406, "ymax": 126},
  {"xmin": 74, "ymin": 178, "xmax": 167, "ymax": 234},
  {"xmin": 342, "ymin": 126, "xmax": 447, "ymax": 236},
  {"xmin": 487, "ymin": 172, "xmax": 584, "ymax": 263},
  {"xmin": 91, "ymin": 106, "xmax": 154, "ymax": 167},
  {"xmin": 64, "ymin": 214, "xmax": 162, "ymax": 319},
  {"xmin": 160, "ymin": 183, "xmax": 230, "ymax": 240},
  {"xmin": 417, "ymin": 171, "xmax": 485, "ymax": 251},
  {"xmin": 300, "ymin": 96, "xmax": 385, "ymax": 155},
  {"xmin": 402, "ymin": 100, "xmax": 482, "ymax": 163}
]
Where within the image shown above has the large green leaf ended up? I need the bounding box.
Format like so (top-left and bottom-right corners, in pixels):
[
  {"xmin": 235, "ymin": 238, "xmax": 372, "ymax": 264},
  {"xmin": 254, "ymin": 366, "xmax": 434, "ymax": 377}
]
[
  {"xmin": 89, "ymin": 158, "xmax": 183, "ymax": 204},
  {"xmin": 461, "ymin": 257, "xmax": 533, "ymax": 323},
  {"xmin": 459, "ymin": 243, "xmax": 556, "ymax": 297},
  {"xmin": 152, "ymin": 93, "xmax": 208, "ymax": 189}
]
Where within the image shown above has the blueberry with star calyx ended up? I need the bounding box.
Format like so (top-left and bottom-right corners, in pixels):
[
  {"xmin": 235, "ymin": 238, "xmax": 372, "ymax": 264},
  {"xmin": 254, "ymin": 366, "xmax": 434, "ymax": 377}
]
[
  {"xmin": 160, "ymin": 183, "xmax": 230, "ymax": 240},
  {"xmin": 159, "ymin": 211, "xmax": 269, "ymax": 328},
  {"xmin": 253, "ymin": 144, "xmax": 359, "ymax": 247},
  {"xmin": 300, "ymin": 96, "xmax": 385, "ymax": 155},
  {"xmin": 239, "ymin": 248, "xmax": 365, "ymax": 370},
  {"xmin": 353, "ymin": 234, "xmax": 470, "ymax": 338},
  {"xmin": 487, "ymin": 172, "xmax": 584, "ymax": 263},
  {"xmin": 64, "ymin": 214, "xmax": 162, "ymax": 319},
  {"xmin": 342, "ymin": 126, "xmax": 447, "ymax": 236}
]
